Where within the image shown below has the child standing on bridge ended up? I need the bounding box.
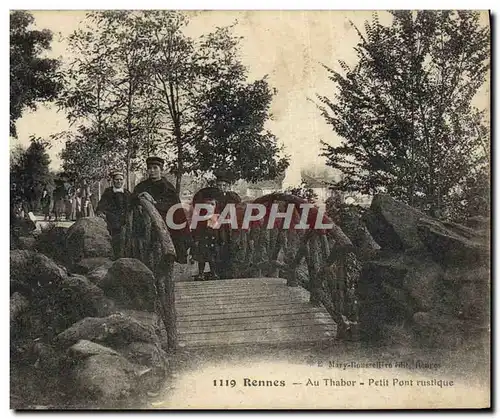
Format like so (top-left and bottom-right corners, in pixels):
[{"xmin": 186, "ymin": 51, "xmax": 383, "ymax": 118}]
[{"xmin": 191, "ymin": 188, "xmax": 222, "ymax": 281}]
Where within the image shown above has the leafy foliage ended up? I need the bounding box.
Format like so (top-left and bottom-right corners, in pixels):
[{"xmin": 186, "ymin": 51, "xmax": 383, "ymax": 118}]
[
  {"xmin": 10, "ymin": 11, "xmax": 61, "ymax": 137},
  {"xmin": 193, "ymin": 78, "xmax": 289, "ymax": 183},
  {"xmin": 10, "ymin": 137, "xmax": 54, "ymax": 210},
  {"xmin": 285, "ymin": 182, "xmax": 319, "ymax": 203},
  {"xmin": 58, "ymin": 11, "xmax": 164, "ymax": 188},
  {"xmin": 318, "ymin": 11, "xmax": 490, "ymax": 218},
  {"xmin": 59, "ymin": 11, "xmax": 288, "ymax": 191}
]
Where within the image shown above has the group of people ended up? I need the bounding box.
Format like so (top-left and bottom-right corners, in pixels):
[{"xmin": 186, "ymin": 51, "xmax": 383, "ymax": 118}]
[
  {"xmin": 17, "ymin": 181, "xmax": 96, "ymax": 222},
  {"xmin": 97, "ymin": 156, "xmax": 241, "ymax": 280}
]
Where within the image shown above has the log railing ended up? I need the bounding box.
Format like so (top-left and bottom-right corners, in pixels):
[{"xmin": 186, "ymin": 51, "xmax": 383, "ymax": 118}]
[
  {"xmin": 123, "ymin": 191, "xmax": 360, "ymax": 351},
  {"xmin": 246, "ymin": 193, "xmax": 359, "ymax": 338},
  {"xmin": 124, "ymin": 196, "xmax": 177, "ymax": 351}
]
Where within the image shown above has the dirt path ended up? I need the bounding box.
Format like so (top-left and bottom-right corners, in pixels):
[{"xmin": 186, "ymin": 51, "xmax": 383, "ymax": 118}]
[{"xmin": 143, "ymin": 340, "xmax": 490, "ymax": 409}]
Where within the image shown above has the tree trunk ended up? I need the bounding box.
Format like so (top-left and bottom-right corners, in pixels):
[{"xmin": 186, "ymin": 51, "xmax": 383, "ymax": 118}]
[
  {"xmin": 175, "ymin": 126, "xmax": 183, "ymax": 195},
  {"xmin": 125, "ymin": 152, "xmax": 132, "ymax": 192}
]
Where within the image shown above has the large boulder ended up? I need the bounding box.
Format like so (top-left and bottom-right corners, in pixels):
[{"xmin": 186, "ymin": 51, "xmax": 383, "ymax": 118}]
[
  {"xmin": 358, "ymin": 256, "xmax": 410, "ymax": 341},
  {"xmin": 99, "ymin": 258, "xmax": 156, "ymax": 312},
  {"xmin": 29, "ymin": 342, "xmax": 64, "ymax": 372},
  {"xmin": 401, "ymin": 252, "xmax": 444, "ymax": 312},
  {"xmin": 57, "ymin": 275, "xmax": 116, "ymax": 321},
  {"xmin": 10, "ymin": 250, "xmax": 68, "ymax": 295},
  {"xmin": 10, "ymin": 292, "xmax": 29, "ymax": 323},
  {"xmin": 17, "ymin": 236, "xmax": 37, "ymax": 250},
  {"xmin": 72, "ymin": 353, "xmax": 139, "ymax": 401},
  {"xmin": 413, "ymin": 310, "xmax": 468, "ymax": 348},
  {"xmin": 338, "ymin": 205, "xmax": 380, "ymax": 258},
  {"xmin": 364, "ymin": 194, "xmax": 430, "ymax": 251},
  {"xmin": 35, "ymin": 226, "xmax": 69, "ymax": 265},
  {"xmin": 68, "ymin": 340, "xmax": 120, "ymax": 359},
  {"xmin": 54, "ymin": 313, "xmax": 158, "ymax": 349},
  {"xmin": 417, "ymin": 219, "xmax": 489, "ymax": 266},
  {"xmin": 87, "ymin": 260, "xmax": 113, "ymax": 285},
  {"xmin": 65, "ymin": 217, "xmax": 113, "ymax": 266},
  {"xmin": 117, "ymin": 342, "xmax": 168, "ymax": 392},
  {"xmin": 74, "ymin": 257, "xmax": 113, "ymax": 275},
  {"xmin": 119, "ymin": 342, "xmax": 167, "ymax": 370},
  {"xmin": 443, "ymin": 265, "xmax": 490, "ymax": 322},
  {"xmin": 358, "ymin": 251, "xmax": 445, "ymax": 340},
  {"xmin": 465, "ymin": 216, "xmax": 490, "ymax": 231}
]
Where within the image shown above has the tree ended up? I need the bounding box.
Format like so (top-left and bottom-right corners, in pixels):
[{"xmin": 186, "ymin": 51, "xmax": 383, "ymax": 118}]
[
  {"xmin": 318, "ymin": 11, "xmax": 490, "ymax": 217},
  {"xmin": 59, "ymin": 11, "xmax": 163, "ymax": 189},
  {"xmin": 285, "ymin": 182, "xmax": 318, "ymax": 203},
  {"xmin": 10, "ymin": 11, "xmax": 61, "ymax": 137},
  {"xmin": 10, "ymin": 144, "xmax": 25, "ymax": 169},
  {"xmin": 59, "ymin": 127, "xmax": 124, "ymax": 184},
  {"xmin": 192, "ymin": 78, "xmax": 289, "ymax": 183},
  {"xmin": 11, "ymin": 137, "xmax": 53, "ymax": 211},
  {"xmin": 60, "ymin": 11, "xmax": 289, "ymax": 192}
]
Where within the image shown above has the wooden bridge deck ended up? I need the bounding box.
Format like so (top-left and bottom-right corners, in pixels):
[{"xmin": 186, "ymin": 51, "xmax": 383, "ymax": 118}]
[{"xmin": 175, "ymin": 278, "xmax": 337, "ymax": 348}]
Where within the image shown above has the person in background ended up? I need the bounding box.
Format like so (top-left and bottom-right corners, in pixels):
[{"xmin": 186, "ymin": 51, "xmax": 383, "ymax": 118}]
[
  {"xmin": 40, "ymin": 187, "xmax": 53, "ymax": 221},
  {"xmin": 97, "ymin": 170, "xmax": 131, "ymax": 259},
  {"xmin": 325, "ymin": 187, "xmax": 342, "ymax": 225},
  {"xmin": 133, "ymin": 156, "xmax": 190, "ymax": 264},
  {"xmin": 53, "ymin": 180, "xmax": 67, "ymax": 221},
  {"xmin": 80, "ymin": 179, "xmax": 94, "ymax": 218}
]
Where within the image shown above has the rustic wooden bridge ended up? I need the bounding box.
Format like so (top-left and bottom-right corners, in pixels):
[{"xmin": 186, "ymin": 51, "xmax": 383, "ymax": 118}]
[
  {"xmin": 175, "ymin": 278, "xmax": 337, "ymax": 348},
  {"xmin": 128, "ymin": 193, "xmax": 356, "ymax": 352}
]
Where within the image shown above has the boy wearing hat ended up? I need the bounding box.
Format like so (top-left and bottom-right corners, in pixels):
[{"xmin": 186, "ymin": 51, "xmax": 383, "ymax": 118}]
[
  {"xmin": 133, "ymin": 156, "xmax": 190, "ymax": 263},
  {"xmin": 96, "ymin": 170, "xmax": 131, "ymax": 259}
]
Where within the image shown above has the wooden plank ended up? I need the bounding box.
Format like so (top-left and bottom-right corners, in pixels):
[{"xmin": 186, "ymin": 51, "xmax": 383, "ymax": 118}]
[
  {"xmin": 176, "ymin": 291, "xmax": 309, "ymax": 303},
  {"xmin": 178, "ymin": 317, "xmax": 336, "ymax": 334},
  {"xmin": 176, "ymin": 291, "xmax": 308, "ymax": 302},
  {"xmin": 175, "ymin": 285, "xmax": 310, "ymax": 298},
  {"xmin": 175, "ymin": 294, "xmax": 303, "ymax": 305},
  {"xmin": 175, "ymin": 284, "xmax": 293, "ymax": 293},
  {"xmin": 175, "ymin": 278, "xmax": 287, "ymax": 287},
  {"xmin": 176, "ymin": 299, "xmax": 307, "ymax": 310},
  {"xmin": 176, "ymin": 306, "xmax": 326, "ymax": 322},
  {"xmin": 180, "ymin": 328, "xmax": 337, "ymax": 344},
  {"xmin": 177, "ymin": 312, "xmax": 334, "ymax": 327},
  {"xmin": 179, "ymin": 334, "xmax": 335, "ymax": 348},
  {"xmin": 175, "ymin": 293, "xmax": 305, "ymax": 303},
  {"xmin": 178, "ymin": 302, "xmax": 325, "ymax": 317},
  {"xmin": 179, "ymin": 327, "xmax": 336, "ymax": 346},
  {"xmin": 176, "ymin": 282, "xmax": 289, "ymax": 289},
  {"xmin": 175, "ymin": 290, "xmax": 295, "ymax": 299},
  {"xmin": 173, "ymin": 277, "xmax": 336, "ymax": 348},
  {"xmin": 177, "ymin": 301, "xmax": 314, "ymax": 316}
]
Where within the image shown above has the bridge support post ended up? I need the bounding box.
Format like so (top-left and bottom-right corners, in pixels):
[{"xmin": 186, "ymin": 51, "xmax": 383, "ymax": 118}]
[
  {"xmin": 308, "ymin": 234, "xmax": 322, "ymax": 306},
  {"xmin": 286, "ymin": 269, "xmax": 298, "ymax": 287}
]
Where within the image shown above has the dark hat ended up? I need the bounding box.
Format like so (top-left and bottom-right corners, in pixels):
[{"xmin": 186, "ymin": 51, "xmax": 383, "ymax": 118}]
[
  {"xmin": 193, "ymin": 187, "xmax": 224, "ymax": 204},
  {"xmin": 224, "ymin": 191, "xmax": 242, "ymax": 204},
  {"xmin": 146, "ymin": 156, "xmax": 165, "ymax": 167},
  {"xmin": 109, "ymin": 169, "xmax": 124, "ymax": 179},
  {"xmin": 214, "ymin": 169, "xmax": 233, "ymax": 183}
]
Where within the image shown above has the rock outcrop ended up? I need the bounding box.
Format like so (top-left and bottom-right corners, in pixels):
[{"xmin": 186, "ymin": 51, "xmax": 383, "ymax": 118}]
[
  {"xmin": 99, "ymin": 258, "xmax": 156, "ymax": 312},
  {"xmin": 358, "ymin": 194, "xmax": 490, "ymax": 348},
  {"xmin": 74, "ymin": 258, "xmax": 113, "ymax": 275},
  {"xmin": 363, "ymin": 194, "xmax": 431, "ymax": 250},
  {"xmin": 65, "ymin": 217, "xmax": 113, "ymax": 267},
  {"xmin": 54, "ymin": 313, "xmax": 158, "ymax": 348}
]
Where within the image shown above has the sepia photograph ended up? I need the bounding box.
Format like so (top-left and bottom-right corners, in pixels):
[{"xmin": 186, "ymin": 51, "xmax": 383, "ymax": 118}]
[{"xmin": 8, "ymin": 8, "xmax": 491, "ymax": 410}]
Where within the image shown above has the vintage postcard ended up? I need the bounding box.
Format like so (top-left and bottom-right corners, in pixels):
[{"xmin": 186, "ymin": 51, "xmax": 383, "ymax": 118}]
[{"xmin": 9, "ymin": 9, "xmax": 491, "ymax": 410}]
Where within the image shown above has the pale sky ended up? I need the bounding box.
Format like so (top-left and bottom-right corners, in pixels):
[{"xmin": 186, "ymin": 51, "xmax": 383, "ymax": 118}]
[{"xmin": 11, "ymin": 10, "xmax": 490, "ymax": 187}]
